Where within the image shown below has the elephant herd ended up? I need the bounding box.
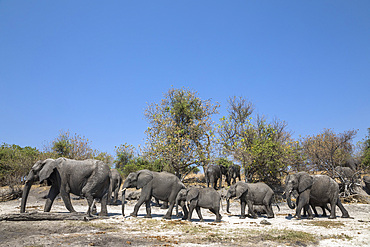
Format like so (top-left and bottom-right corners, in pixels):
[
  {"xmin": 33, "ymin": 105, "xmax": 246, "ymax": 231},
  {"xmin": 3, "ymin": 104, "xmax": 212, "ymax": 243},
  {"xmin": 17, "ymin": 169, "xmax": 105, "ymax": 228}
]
[{"xmin": 20, "ymin": 159, "xmax": 354, "ymax": 222}]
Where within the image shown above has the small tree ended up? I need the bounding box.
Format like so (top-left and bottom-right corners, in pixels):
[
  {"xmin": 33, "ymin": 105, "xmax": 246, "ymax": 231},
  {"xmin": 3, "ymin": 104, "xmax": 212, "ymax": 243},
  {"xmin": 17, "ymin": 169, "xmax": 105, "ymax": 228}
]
[
  {"xmin": 144, "ymin": 87, "xmax": 219, "ymax": 179},
  {"xmin": 217, "ymin": 96, "xmax": 298, "ymax": 185}
]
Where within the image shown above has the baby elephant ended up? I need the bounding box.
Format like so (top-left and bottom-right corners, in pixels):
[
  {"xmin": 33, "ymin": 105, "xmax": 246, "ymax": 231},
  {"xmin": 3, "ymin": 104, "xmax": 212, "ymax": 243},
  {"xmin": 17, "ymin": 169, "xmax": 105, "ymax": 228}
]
[
  {"xmin": 226, "ymin": 181, "xmax": 276, "ymax": 219},
  {"xmin": 175, "ymin": 187, "xmax": 222, "ymax": 222}
]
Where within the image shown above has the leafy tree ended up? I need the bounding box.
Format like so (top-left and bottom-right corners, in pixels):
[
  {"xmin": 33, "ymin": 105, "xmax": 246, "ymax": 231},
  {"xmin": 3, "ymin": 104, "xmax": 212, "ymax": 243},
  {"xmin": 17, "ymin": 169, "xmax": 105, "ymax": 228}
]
[
  {"xmin": 359, "ymin": 128, "xmax": 370, "ymax": 171},
  {"xmin": 300, "ymin": 128, "xmax": 357, "ymax": 176},
  {"xmin": 144, "ymin": 87, "xmax": 219, "ymax": 179},
  {"xmin": 45, "ymin": 130, "xmax": 113, "ymax": 164},
  {"xmin": 217, "ymin": 96, "xmax": 298, "ymax": 184},
  {"xmin": 114, "ymin": 143, "xmax": 136, "ymax": 171},
  {"xmin": 0, "ymin": 144, "xmax": 40, "ymax": 188}
]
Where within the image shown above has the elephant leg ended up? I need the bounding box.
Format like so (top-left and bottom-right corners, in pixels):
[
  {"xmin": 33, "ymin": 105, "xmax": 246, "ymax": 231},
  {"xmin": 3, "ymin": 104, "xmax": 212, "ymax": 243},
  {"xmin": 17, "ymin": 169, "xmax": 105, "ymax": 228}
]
[
  {"xmin": 195, "ymin": 206, "xmax": 203, "ymax": 222},
  {"xmin": 304, "ymin": 205, "xmax": 313, "ymax": 219},
  {"xmin": 265, "ymin": 204, "xmax": 274, "ymax": 218},
  {"xmin": 113, "ymin": 188, "xmax": 119, "ymax": 204},
  {"xmin": 210, "ymin": 208, "xmax": 222, "ymax": 222},
  {"xmin": 60, "ymin": 188, "xmax": 76, "ymax": 213},
  {"xmin": 131, "ymin": 189, "xmax": 150, "ymax": 217},
  {"xmin": 181, "ymin": 202, "xmax": 189, "ymax": 220},
  {"xmin": 240, "ymin": 201, "xmax": 247, "ymax": 219},
  {"xmin": 187, "ymin": 201, "xmax": 196, "ymax": 221},
  {"xmin": 160, "ymin": 201, "xmax": 169, "ymax": 209},
  {"xmin": 154, "ymin": 198, "xmax": 161, "ymax": 207},
  {"xmin": 311, "ymin": 205, "xmax": 319, "ymax": 217},
  {"xmin": 144, "ymin": 200, "xmax": 152, "ymax": 218},
  {"xmin": 247, "ymin": 201, "xmax": 257, "ymax": 219},
  {"xmin": 99, "ymin": 192, "xmax": 108, "ymax": 216},
  {"xmin": 86, "ymin": 195, "xmax": 95, "ymax": 216},
  {"xmin": 44, "ymin": 185, "xmax": 59, "ymax": 212},
  {"xmin": 336, "ymin": 198, "xmax": 350, "ymax": 218}
]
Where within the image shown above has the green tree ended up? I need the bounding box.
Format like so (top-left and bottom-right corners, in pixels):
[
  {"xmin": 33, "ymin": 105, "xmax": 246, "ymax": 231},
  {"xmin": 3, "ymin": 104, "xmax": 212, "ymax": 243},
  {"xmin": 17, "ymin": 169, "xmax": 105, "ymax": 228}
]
[
  {"xmin": 45, "ymin": 130, "xmax": 113, "ymax": 164},
  {"xmin": 359, "ymin": 128, "xmax": 370, "ymax": 171},
  {"xmin": 217, "ymin": 96, "xmax": 298, "ymax": 184},
  {"xmin": 300, "ymin": 128, "xmax": 357, "ymax": 176},
  {"xmin": 144, "ymin": 87, "xmax": 219, "ymax": 179},
  {"xmin": 0, "ymin": 144, "xmax": 40, "ymax": 188},
  {"xmin": 114, "ymin": 143, "xmax": 135, "ymax": 171}
]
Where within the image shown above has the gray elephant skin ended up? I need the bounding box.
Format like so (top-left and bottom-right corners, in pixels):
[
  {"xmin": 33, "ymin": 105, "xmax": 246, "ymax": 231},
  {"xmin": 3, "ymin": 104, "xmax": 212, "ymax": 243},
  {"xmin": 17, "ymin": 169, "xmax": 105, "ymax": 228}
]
[
  {"xmin": 225, "ymin": 164, "xmax": 241, "ymax": 186},
  {"xmin": 175, "ymin": 187, "xmax": 222, "ymax": 222},
  {"xmin": 109, "ymin": 168, "xmax": 122, "ymax": 205},
  {"xmin": 205, "ymin": 164, "xmax": 227, "ymax": 190},
  {"xmin": 226, "ymin": 181, "xmax": 276, "ymax": 219},
  {"xmin": 21, "ymin": 158, "xmax": 111, "ymax": 216},
  {"xmin": 364, "ymin": 176, "xmax": 370, "ymax": 193},
  {"xmin": 285, "ymin": 172, "xmax": 349, "ymax": 219},
  {"xmin": 121, "ymin": 169, "xmax": 185, "ymax": 219}
]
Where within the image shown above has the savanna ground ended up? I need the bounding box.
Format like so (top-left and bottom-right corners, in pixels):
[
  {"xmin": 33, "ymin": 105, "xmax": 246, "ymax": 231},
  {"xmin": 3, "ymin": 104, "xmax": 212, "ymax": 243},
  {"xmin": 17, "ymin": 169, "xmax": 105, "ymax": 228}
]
[{"xmin": 1, "ymin": 177, "xmax": 370, "ymax": 247}]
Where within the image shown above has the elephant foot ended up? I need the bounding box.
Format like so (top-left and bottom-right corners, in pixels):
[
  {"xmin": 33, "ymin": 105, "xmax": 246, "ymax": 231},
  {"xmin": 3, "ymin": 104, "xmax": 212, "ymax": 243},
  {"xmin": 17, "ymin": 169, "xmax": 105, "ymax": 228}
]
[
  {"xmin": 130, "ymin": 213, "xmax": 137, "ymax": 217},
  {"xmin": 181, "ymin": 217, "xmax": 187, "ymax": 220},
  {"xmin": 308, "ymin": 216, "xmax": 314, "ymax": 220},
  {"xmin": 341, "ymin": 214, "xmax": 350, "ymax": 218},
  {"xmin": 163, "ymin": 215, "xmax": 172, "ymax": 220},
  {"xmin": 267, "ymin": 215, "xmax": 274, "ymax": 219},
  {"xmin": 99, "ymin": 212, "xmax": 108, "ymax": 217},
  {"xmin": 144, "ymin": 215, "xmax": 152, "ymax": 219},
  {"xmin": 239, "ymin": 215, "xmax": 246, "ymax": 219},
  {"xmin": 160, "ymin": 205, "xmax": 169, "ymax": 209},
  {"xmin": 329, "ymin": 215, "xmax": 336, "ymax": 219}
]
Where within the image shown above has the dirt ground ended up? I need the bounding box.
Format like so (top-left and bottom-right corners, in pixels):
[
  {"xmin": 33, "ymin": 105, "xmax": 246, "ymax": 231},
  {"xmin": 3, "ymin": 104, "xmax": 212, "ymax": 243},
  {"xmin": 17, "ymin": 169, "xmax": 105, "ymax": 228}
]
[{"xmin": 0, "ymin": 185, "xmax": 369, "ymax": 247}]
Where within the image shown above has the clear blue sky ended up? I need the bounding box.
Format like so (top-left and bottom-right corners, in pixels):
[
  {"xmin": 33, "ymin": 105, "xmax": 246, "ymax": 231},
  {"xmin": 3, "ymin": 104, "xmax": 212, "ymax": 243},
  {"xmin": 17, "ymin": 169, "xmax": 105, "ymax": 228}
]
[{"xmin": 1, "ymin": 1, "xmax": 369, "ymax": 156}]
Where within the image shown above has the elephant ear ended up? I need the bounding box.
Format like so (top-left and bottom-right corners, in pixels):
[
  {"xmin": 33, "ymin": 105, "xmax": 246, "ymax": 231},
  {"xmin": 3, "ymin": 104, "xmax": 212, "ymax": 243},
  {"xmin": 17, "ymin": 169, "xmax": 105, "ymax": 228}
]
[
  {"xmin": 38, "ymin": 160, "xmax": 58, "ymax": 183},
  {"xmin": 236, "ymin": 183, "xmax": 248, "ymax": 198},
  {"xmin": 298, "ymin": 173, "xmax": 313, "ymax": 193},
  {"xmin": 136, "ymin": 170, "xmax": 153, "ymax": 189},
  {"xmin": 186, "ymin": 188, "xmax": 199, "ymax": 202}
]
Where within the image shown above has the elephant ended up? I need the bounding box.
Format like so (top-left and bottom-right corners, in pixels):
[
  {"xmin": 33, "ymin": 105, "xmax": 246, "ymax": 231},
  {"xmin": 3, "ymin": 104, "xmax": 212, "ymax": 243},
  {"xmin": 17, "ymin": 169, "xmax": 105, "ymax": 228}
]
[
  {"xmin": 205, "ymin": 164, "xmax": 227, "ymax": 190},
  {"xmin": 226, "ymin": 181, "xmax": 276, "ymax": 219},
  {"xmin": 175, "ymin": 187, "xmax": 222, "ymax": 222},
  {"xmin": 109, "ymin": 168, "xmax": 122, "ymax": 205},
  {"xmin": 285, "ymin": 172, "xmax": 350, "ymax": 219},
  {"xmin": 121, "ymin": 169, "xmax": 185, "ymax": 219},
  {"xmin": 225, "ymin": 164, "xmax": 241, "ymax": 186},
  {"xmin": 20, "ymin": 158, "xmax": 111, "ymax": 216},
  {"xmin": 364, "ymin": 176, "xmax": 370, "ymax": 193}
]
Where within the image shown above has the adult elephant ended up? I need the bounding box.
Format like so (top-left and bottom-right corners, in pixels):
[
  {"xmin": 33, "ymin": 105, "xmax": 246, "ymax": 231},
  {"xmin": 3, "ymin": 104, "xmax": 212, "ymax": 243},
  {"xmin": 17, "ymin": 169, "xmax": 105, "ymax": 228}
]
[
  {"xmin": 121, "ymin": 169, "xmax": 185, "ymax": 219},
  {"xmin": 225, "ymin": 165, "xmax": 241, "ymax": 186},
  {"xmin": 226, "ymin": 181, "xmax": 276, "ymax": 219},
  {"xmin": 20, "ymin": 158, "xmax": 111, "ymax": 216},
  {"xmin": 109, "ymin": 168, "xmax": 122, "ymax": 205},
  {"xmin": 285, "ymin": 172, "xmax": 349, "ymax": 219},
  {"xmin": 205, "ymin": 164, "xmax": 227, "ymax": 190}
]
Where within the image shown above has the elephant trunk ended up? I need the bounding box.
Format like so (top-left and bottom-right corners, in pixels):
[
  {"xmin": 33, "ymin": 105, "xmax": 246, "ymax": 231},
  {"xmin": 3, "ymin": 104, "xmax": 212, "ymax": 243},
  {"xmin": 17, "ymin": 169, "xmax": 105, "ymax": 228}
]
[
  {"xmin": 121, "ymin": 188, "xmax": 126, "ymax": 216},
  {"xmin": 20, "ymin": 179, "xmax": 34, "ymax": 213},
  {"xmin": 286, "ymin": 189, "xmax": 296, "ymax": 209},
  {"xmin": 226, "ymin": 199, "xmax": 231, "ymax": 214}
]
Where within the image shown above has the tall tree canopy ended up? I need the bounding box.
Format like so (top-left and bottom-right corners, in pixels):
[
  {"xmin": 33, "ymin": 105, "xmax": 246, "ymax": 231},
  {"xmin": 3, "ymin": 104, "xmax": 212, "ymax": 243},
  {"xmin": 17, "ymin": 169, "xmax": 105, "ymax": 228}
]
[
  {"xmin": 144, "ymin": 88, "xmax": 219, "ymax": 178},
  {"xmin": 217, "ymin": 96, "xmax": 299, "ymax": 184},
  {"xmin": 300, "ymin": 128, "xmax": 357, "ymax": 176}
]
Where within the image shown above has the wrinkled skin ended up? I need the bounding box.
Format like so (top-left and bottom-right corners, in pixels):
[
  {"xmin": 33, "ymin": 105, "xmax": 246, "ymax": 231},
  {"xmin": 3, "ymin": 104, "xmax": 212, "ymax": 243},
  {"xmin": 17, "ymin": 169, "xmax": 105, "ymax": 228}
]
[
  {"xmin": 226, "ymin": 181, "xmax": 275, "ymax": 219},
  {"xmin": 364, "ymin": 176, "xmax": 370, "ymax": 193},
  {"xmin": 205, "ymin": 165, "xmax": 227, "ymax": 190},
  {"xmin": 225, "ymin": 165, "xmax": 241, "ymax": 186},
  {"xmin": 121, "ymin": 169, "xmax": 185, "ymax": 219},
  {"xmin": 285, "ymin": 172, "xmax": 349, "ymax": 219},
  {"xmin": 109, "ymin": 169, "xmax": 122, "ymax": 205},
  {"xmin": 175, "ymin": 187, "xmax": 222, "ymax": 222},
  {"xmin": 21, "ymin": 158, "xmax": 111, "ymax": 216}
]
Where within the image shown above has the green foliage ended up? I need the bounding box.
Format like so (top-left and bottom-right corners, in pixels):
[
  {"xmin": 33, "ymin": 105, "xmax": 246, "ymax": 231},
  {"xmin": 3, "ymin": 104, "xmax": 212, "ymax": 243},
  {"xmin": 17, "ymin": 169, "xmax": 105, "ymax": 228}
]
[
  {"xmin": 214, "ymin": 157, "xmax": 234, "ymax": 169},
  {"xmin": 144, "ymin": 87, "xmax": 219, "ymax": 179},
  {"xmin": 0, "ymin": 143, "xmax": 40, "ymax": 187},
  {"xmin": 360, "ymin": 128, "xmax": 370, "ymax": 171},
  {"xmin": 46, "ymin": 130, "xmax": 113, "ymax": 165},
  {"xmin": 217, "ymin": 96, "xmax": 298, "ymax": 184}
]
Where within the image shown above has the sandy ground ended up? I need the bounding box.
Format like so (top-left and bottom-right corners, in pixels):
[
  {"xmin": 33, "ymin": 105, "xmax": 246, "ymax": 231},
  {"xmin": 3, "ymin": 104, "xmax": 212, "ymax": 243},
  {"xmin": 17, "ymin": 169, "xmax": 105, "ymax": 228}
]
[{"xmin": 0, "ymin": 185, "xmax": 369, "ymax": 247}]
